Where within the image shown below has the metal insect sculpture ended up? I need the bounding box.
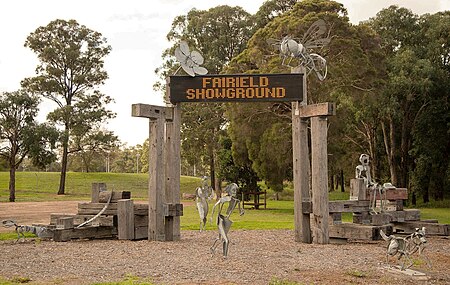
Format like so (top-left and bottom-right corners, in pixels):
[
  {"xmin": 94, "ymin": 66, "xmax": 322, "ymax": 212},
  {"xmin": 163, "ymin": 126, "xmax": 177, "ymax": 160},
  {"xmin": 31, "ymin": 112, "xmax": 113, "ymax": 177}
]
[
  {"xmin": 174, "ymin": 41, "xmax": 208, "ymax": 77},
  {"xmin": 2, "ymin": 220, "xmax": 49, "ymax": 241},
  {"xmin": 268, "ymin": 19, "xmax": 330, "ymax": 81},
  {"xmin": 380, "ymin": 227, "xmax": 431, "ymax": 270},
  {"xmin": 210, "ymin": 183, "xmax": 244, "ymax": 257},
  {"xmin": 195, "ymin": 176, "xmax": 213, "ymax": 232}
]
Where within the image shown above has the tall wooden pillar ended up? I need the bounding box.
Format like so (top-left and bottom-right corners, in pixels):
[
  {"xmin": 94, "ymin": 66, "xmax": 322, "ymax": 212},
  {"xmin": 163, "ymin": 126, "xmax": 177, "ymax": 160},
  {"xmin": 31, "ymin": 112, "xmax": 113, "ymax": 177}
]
[
  {"xmin": 148, "ymin": 114, "xmax": 166, "ymax": 241},
  {"xmin": 294, "ymin": 102, "xmax": 335, "ymax": 244},
  {"xmin": 164, "ymin": 104, "xmax": 181, "ymax": 241},
  {"xmin": 292, "ymin": 66, "xmax": 312, "ymax": 243},
  {"xmin": 132, "ymin": 104, "xmax": 182, "ymax": 242},
  {"xmin": 311, "ymin": 116, "xmax": 329, "ymax": 244}
]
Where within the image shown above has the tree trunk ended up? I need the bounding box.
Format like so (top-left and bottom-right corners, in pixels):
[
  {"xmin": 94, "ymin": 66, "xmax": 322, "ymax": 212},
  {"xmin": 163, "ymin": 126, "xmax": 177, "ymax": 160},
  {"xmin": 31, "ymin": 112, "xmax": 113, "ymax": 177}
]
[
  {"xmin": 329, "ymin": 174, "xmax": 334, "ymax": 192},
  {"xmin": 400, "ymin": 106, "xmax": 412, "ymax": 188},
  {"xmin": 381, "ymin": 119, "xmax": 398, "ymax": 186},
  {"xmin": 58, "ymin": 132, "xmax": 69, "ymax": 195},
  {"xmin": 9, "ymin": 166, "xmax": 16, "ymax": 202},
  {"xmin": 340, "ymin": 169, "xmax": 345, "ymax": 192},
  {"xmin": 209, "ymin": 150, "xmax": 219, "ymax": 200}
]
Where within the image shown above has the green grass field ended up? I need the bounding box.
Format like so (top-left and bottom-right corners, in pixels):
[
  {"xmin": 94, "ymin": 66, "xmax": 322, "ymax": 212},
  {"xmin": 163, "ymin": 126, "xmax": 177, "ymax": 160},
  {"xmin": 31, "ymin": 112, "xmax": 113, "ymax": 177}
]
[
  {"xmin": 0, "ymin": 172, "xmax": 200, "ymax": 202},
  {"xmin": 1, "ymin": 171, "xmax": 449, "ymax": 229}
]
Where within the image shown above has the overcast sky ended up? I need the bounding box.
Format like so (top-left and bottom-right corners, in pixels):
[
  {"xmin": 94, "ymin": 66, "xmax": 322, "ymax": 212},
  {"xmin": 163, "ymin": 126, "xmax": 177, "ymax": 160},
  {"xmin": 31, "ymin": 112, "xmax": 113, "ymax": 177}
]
[{"xmin": 1, "ymin": 0, "xmax": 448, "ymax": 146}]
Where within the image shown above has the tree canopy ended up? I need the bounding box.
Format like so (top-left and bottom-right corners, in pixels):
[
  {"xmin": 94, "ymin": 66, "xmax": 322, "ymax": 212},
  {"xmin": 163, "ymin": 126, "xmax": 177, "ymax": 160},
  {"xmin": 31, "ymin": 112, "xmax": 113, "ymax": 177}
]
[
  {"xmin": 0, "ymin": 90, "xmax": 58, "ymax": 201},
  {"xmin": 22, "ymin": 19, "xmax": 115, "ymax": 195}
]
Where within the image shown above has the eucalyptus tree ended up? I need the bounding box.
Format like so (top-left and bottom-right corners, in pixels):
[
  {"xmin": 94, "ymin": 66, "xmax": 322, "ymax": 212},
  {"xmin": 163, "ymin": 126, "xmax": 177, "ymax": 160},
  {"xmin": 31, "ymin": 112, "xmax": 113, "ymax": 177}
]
[
  {"xmin": 157, "ymin": 5, "xmax": 256, "ymax": 194},
  {"xmin": 225, "ymin": 0, "xmax": 385, "ymax": 191},
  {"xmin": 22, "ymin": 19, "xmax": 115, "ymax": 194},
  {"xmin": 0, "ymin": 91, "xmax": 58, "ymax": 201},
  {"xmin": 408, "ymin": 11, "xmax": 450, "ymax": 202},
  {"xmin": 69, "ymin": 128, "xmax": 119, "ymax": 172},
  {"xmin": 368, "ymin": 8, "xmax": 449, "ymax": 204}
]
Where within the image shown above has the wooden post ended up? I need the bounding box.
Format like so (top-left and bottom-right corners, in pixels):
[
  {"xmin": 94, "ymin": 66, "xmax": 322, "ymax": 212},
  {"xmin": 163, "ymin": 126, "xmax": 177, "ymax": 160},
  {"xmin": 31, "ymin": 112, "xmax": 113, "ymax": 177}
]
[
  {"xmin": 311, "ymin": 116, "xmax": 329, "ymax": 244},
  {"xmin": 350, "ymin": 178, "xmax": 367, "ymax": 201},
  {"xmin": 118, "ymin": 199, "xmax": 135, "ymax": 240},
  {"xmin": 91, "ymin": 182, "xmax": 106, "ymax": 203},
  {"xmin": 292, "ymin": 102, "xmax": 312, "ymax": 243},
  {"xmin": 148, "ymin": 115, "xmax": 166, "ymax": 241},
  {"xmin": 164, "ymin": 104, "xmax": 182, "ymax": 241}
]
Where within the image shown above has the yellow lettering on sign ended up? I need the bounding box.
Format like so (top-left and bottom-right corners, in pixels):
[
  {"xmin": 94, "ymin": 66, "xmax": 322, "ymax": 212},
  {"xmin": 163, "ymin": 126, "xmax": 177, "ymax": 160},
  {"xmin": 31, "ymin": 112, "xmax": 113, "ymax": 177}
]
[
  {"xmin": 260, "ymin": 77, "xmax": 269, "ymax": 87},
  {"xmin": 186, "ymin": 89, "xmax": 195, "ymax": 99},
  {"xmin": 202, "ymin": 77, "xmax": 211, "ymax": 88},
  {"xmin": 212, "ymin": 77, "xmax": 223, "ymax": 88},
  {"xmin": 276, "ymin": 87, "xmax": 285, "ymax": 98}
]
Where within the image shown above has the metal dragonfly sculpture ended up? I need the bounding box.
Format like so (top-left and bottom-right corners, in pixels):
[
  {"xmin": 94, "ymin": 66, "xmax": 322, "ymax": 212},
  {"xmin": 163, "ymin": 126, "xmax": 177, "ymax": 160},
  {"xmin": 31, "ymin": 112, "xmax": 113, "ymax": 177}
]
[{"xmin": 268, "ymin": 19, "xmax": 331, "ymax": 81}]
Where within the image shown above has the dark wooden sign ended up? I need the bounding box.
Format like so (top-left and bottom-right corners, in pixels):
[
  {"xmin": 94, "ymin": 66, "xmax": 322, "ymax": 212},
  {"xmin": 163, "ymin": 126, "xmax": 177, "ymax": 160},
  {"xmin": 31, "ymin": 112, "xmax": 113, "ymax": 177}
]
[{"xmin": 169, "ymin": 74, "xmax": 303, "ymax": 103}]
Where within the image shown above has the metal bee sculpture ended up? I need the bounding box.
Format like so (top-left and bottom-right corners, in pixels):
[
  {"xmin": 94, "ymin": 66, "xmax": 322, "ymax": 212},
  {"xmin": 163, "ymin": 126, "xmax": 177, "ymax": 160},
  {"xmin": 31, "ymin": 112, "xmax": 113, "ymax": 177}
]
[
  {"xmin": 268, "ymin": 19, "xmax": 330, "ymax": 81},
  {"xmin": 174, "ymin": 41, "xmax": 208, "ymax": 77}
]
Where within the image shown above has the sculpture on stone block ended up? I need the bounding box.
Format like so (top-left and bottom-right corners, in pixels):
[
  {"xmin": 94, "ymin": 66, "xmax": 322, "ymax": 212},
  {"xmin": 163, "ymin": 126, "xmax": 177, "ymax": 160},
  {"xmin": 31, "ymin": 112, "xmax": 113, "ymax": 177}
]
[{"xmin": 210, "ymin": 182, "xmax": 244, "ymax": 257}]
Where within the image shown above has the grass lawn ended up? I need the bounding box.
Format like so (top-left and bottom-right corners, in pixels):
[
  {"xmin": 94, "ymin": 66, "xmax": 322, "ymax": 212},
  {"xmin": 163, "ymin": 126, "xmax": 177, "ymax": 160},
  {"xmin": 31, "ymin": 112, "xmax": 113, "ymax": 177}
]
[
  {"xmin": 1, "ymin": 172, "xmax": 449, "ymax": 229},
  {"xmin": 0, "ymin": 172, "xmax": 200, "ymax": 202}
]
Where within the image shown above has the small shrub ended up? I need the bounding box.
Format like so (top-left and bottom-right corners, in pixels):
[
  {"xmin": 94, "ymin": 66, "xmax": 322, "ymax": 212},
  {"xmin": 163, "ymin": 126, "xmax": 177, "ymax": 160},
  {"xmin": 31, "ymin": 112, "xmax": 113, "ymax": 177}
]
[{"xmin": 346, "ymin": 269, "xmax": 367, "ymax": 278}]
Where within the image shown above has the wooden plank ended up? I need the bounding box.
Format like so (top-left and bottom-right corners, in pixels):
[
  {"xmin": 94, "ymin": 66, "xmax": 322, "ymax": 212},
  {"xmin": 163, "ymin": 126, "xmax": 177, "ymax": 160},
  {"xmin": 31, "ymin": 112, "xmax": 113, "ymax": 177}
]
[
  {"xmin": 353, "ymin": 212, "xmax": 371, "ymax": 224},
  {"xmin": 350, "ymin": 179, "xmax": 367, "ymax": 201},
  {"xmin": 404, "ymin": 209, "xmax": 421, "ymax": 221},
  {"xmin": 329, "ymin": 200, "xmax": 370, "ymax": 213},
  {"xmin": 311, "ymin": 116, "xmax": 329, "ymax": 244},
  {"xmin": 291, "ymin": 93, "xmax": 311, "ymax": 242},
  {"xmin": 51, "ymin": 214, "xmax": 113, "ymax": 226},
  {"xmin": 329, "ymin": 223, "xmax": 391, "ymax": 240},
  {"xmin": 371, "ymin": 213, "xmax": 393, "ymax": 226},
  {"xmin": 134, "ymin": 226, "xmax": 148, "ymax": 240},
  {"xmin": 56, "ymin": 217, "xmax": 74, "ymax": 229},
  {"xmin": 163, "ymin": 203, "xmax": 183, "ymax": 217},
  {"xmin": 52, "ymin": 226, "xmax": 117, "ymax": 242},
  {"xmin": 91, "ymin": 183, "xmax": 106, "ymax": 203},
  {"xmin": 117, "ymin": 199, "xmax": 134, "ymax": 240},
  {"xmin": 368, "ymin": 188, "xmax": 408, "ymax": 200},
  {"xmin": 134, "ymin": 214, "xmax": 148, "ymax": 227},
  {"xmin": 392, "ymin": 221, "xmax": 449, "ymax": 236},
  {"xmin": 134, "ymin": 204, "xmax": 149, "ymax": 215},
  {"xmin": 77, "ymin": 202, "xmax": 118, "ymax": 216},
  {"xmin": 299, "ymin": 102, "xmax": 336, "ymax": 118},
  {"xmin": 99, "ymin": 191, "xmax": 131, "ymax": 203},
  {"xmin": 148, "ymin": 116, "xmax": 166, "ymax": 241},
  {"xmin": 131, "ymin": 104, "xmax": 173, "ymax": 121}
]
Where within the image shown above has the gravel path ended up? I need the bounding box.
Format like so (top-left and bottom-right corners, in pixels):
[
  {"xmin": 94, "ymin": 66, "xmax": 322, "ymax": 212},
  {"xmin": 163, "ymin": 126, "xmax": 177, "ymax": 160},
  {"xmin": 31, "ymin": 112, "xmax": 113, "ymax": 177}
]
[
  {"xmin": 1, "ymin": 201, "xmax": 449, "ymax": 284},
  {"xmin": 1, "ymin": 229, "xmax": 449, "ymax": 285}
]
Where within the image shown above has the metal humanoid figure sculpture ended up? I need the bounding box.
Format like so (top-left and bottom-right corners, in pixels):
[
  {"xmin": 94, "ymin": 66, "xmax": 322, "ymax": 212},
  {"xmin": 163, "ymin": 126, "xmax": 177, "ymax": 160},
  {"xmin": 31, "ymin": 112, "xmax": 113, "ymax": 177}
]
[
  {"xmin": 355, "ymin": 153, "xmax": 372, "ymax": 187},
  {"xmin": 210, "ymin": 183, "xmax": 244, "ymax": 257},
  {"xmin": 195, "ymin": 176, "xmax": 213, "ymax": 232},
  {"xmin": 355, "ymin": 154, "xmax": 387, "ymax": 214}
]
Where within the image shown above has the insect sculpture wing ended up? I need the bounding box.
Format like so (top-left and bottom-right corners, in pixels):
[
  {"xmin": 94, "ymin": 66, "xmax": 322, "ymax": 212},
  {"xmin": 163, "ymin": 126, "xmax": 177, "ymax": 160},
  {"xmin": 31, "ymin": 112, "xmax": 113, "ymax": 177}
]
[
  {"xmin": 309, "ymin": 53, "xmax": 327, "ymax": 81},
  {"xmin": 301, "ymin": 19, "xmax": 330, "ymax": 51},
  {"xmin": 267, "ymin": 38, "xmax": 282, "ymax": 52},
  {"xmin": 174, "ymin": 41, "xmax": 208, "ymax": 77}
]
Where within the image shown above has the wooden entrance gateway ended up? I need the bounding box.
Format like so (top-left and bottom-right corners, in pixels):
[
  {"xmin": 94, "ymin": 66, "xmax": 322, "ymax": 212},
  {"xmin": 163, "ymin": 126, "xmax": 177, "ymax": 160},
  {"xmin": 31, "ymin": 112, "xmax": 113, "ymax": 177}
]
[{"xmin": 132, "ymin": 70, "xmax": 335, "ymax": 243}]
